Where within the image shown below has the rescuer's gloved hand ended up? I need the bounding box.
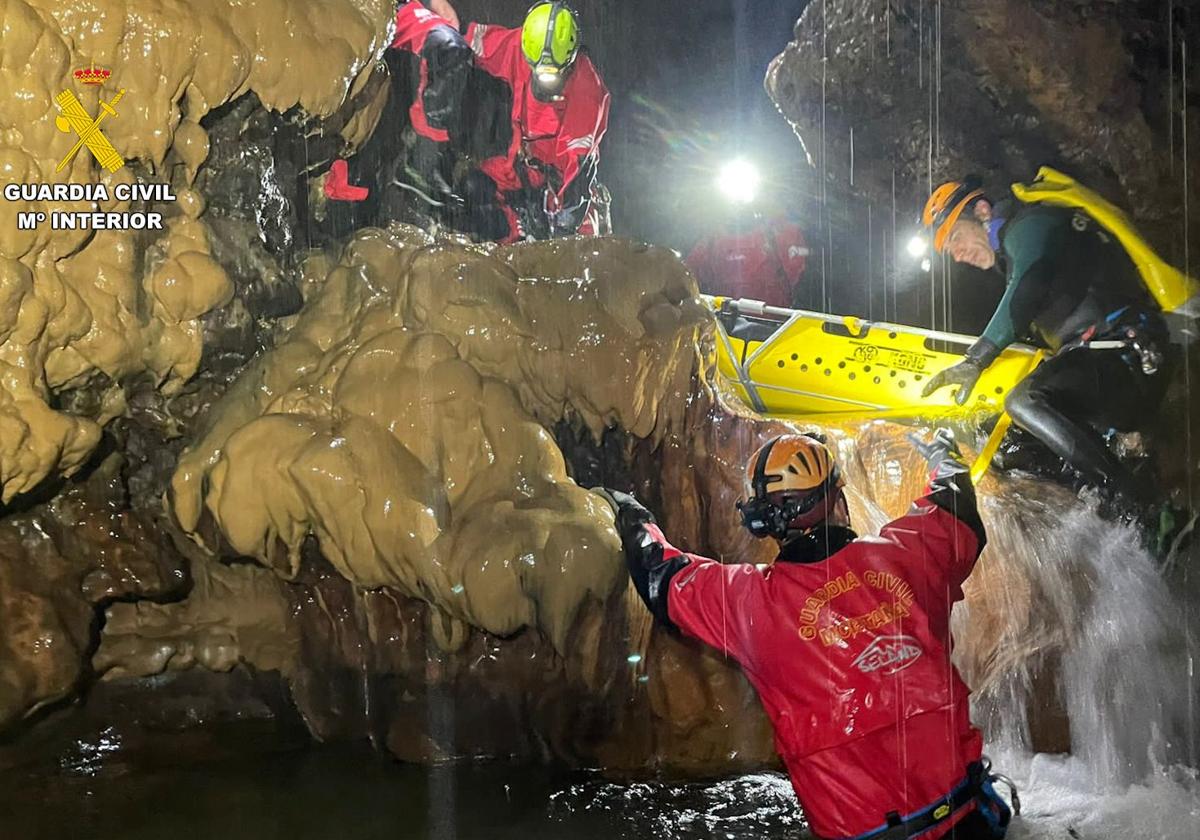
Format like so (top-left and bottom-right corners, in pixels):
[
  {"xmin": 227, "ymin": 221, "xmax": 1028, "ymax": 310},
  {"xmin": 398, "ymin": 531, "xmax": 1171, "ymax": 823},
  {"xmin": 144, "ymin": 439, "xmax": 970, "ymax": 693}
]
[
  {"xmin": 909, "ymin": 428, "xmax": 964, "ymax": 470},
  {"xmin": 590, "ymin": 487, "xmax": 655, "ymax": 535},
  {"xmin": 921, "ymin": 359, "xmax": 983, "ymax": 405},
  {"xmin": 921, "ymin": 338, "xmax": 1001, "ymax": 405},
  {"xmin": 591, "ymin": 487, "xmax": 621, "ymax": 515}
]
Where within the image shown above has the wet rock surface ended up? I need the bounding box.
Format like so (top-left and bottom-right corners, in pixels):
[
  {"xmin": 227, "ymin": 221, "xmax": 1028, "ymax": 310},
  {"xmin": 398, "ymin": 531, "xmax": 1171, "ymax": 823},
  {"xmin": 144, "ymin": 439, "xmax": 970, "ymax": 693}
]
[
  {"xmin": 767, "ymin": 0, "xmax": 1200, "ymax": 252},
  {"xmin": 0, "ymin": 456, "xmax": 186, "ymax": 733}
]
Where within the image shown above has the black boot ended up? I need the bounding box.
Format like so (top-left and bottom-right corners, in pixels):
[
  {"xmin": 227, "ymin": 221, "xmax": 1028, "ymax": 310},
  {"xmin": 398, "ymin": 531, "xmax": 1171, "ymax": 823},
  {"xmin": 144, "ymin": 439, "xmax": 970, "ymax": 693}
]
[{"xmin": 395, "ymin": 129, "xmax": 458, "ymax": 208}]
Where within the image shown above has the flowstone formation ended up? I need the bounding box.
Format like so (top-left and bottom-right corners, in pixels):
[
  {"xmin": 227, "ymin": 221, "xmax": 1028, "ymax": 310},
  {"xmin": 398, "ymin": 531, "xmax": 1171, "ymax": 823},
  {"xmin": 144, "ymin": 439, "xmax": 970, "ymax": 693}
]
[
  {"xmin": 170, "ymin": 229, "xmax": 706, "ymax": 651},
  {"xmin": 0, "ymin": 0, "xmax": 394, "ymax": 500},
  {"xmin": 93, "ymin": 227, "xmax": 740, "ymax": 768},
  {"xmin": 0, "ymin": 0, "xmax": 421, "ymax": 740}
]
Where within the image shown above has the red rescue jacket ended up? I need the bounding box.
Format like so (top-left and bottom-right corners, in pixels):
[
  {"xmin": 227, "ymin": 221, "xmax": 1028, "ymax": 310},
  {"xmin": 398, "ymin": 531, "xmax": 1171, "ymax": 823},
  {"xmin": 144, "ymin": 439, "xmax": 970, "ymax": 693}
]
[
  {"xmin": 685, "ymin": 217, "xmax": 810, "ymax": 307},
  {"xmin": 465, "ymin": 21, "xmax": 610, "ymax": 236},
  {"xmin": 392, "ymin": 1, "xmax": 467, "ymax": 143},
  {"xmin": 610, "ymin": 466, "xmax": 987, "ymax": 839}
]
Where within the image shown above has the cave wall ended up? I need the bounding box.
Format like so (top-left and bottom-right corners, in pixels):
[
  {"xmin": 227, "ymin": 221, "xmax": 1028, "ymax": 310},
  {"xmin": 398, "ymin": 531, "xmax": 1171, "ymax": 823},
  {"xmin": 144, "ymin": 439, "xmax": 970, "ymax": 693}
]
[{"xmin": 767, "ymin": 0, "xmax": 1200, "ymax": 258}]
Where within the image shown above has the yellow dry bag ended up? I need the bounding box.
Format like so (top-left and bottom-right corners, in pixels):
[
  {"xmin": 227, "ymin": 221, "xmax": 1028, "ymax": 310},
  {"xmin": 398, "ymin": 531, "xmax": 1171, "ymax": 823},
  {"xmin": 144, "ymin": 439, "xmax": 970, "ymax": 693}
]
[{"xmin": 1012, "ymin": 167, "xmax": 1198, "ymax": 314}]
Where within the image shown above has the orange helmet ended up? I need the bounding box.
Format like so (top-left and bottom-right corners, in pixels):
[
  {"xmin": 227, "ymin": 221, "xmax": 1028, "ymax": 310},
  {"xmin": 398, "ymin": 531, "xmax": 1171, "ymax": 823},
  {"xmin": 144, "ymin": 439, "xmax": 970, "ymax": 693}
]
[
  {"xmin": 922, "ymin": 176, "xmax": 985, "ymax": 252},
  {"xmin": 737, "ymin": 434, "xmax": 845, "ymax": 538}
]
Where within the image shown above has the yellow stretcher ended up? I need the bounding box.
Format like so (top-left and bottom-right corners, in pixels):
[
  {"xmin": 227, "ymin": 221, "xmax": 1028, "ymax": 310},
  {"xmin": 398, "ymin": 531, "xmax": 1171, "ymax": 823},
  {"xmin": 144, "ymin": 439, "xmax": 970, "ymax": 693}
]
[
  {"xmin": 706, "ymin": 170, "xmax": 1195, "ymax": 479},
  {"xmin": 707, "ymin": 295, "xmax": 1046, "ymax": 422}
]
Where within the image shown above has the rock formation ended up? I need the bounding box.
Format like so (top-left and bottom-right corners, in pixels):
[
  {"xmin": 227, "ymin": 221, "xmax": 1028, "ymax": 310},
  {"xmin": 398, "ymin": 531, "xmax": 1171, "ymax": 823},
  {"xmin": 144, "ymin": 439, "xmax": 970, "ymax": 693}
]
[{"xmin": 767, "ymin": 0, "xmax": 1200, "ymax": 254}]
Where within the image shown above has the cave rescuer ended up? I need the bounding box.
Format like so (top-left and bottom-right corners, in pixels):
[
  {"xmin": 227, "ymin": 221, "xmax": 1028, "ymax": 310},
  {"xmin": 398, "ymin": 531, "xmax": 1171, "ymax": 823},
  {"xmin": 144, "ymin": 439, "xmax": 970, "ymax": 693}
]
[
  {"xmin": 324, "ymin": 0, "xmax": 472, "ymax": 206},
  {"xmin": 593, "ymin": 432, "xmax": 1018, "ymax": 840},
  {"xmin": 461, "ymin": 2, "xmax": 611, "ymax": 242},
  {"xmin": 919, "ymin": 174, "xmax": 1172, "ymax": 517},
  {"xmin": 685, "ymin": 204, "xmax": 812, "ymax": 309}
]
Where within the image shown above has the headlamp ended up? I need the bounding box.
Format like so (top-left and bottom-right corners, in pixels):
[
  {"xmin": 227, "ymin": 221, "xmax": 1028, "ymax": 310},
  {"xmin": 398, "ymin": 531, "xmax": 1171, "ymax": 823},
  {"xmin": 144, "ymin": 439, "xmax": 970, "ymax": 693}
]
[
  {"xmin": 737, "ymin": 487, "xmax": 829, "ymax": 540},
  {"xmin": 532, "ymin": 66, "xmax": 567, "ymax": 100},
  {"xmin": 716, "ymin": 158, "xmax": 761, "ymax": 205},
  {"xmin": 906, "ymin": 234, "xmax": 929, "ymax": 259},
  {"xmin": 737, "ymin": 496, "xmax": 788, "ymax": 539}
]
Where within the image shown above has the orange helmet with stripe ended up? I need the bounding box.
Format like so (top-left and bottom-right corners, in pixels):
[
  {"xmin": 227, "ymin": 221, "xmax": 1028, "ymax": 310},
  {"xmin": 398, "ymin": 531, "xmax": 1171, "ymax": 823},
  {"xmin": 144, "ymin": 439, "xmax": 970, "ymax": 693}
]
[
  {"xmin": 737, "ymin": 434, "xmax": 846, "ymax": 539},
  {"xmin": 922, "ymin": 176, "xmax": 985, "ymax": 252}
]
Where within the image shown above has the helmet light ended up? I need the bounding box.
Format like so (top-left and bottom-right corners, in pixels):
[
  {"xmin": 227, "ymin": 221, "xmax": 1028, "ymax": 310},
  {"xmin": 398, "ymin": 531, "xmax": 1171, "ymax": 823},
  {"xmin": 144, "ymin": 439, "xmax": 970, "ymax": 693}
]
[
  {"xmin": 716, "ymin": 158, "xmax": 761, "ymax": 205},
  {"xmin": 906, "ymin": 233, "xmax": 929, "ymax": 259}
]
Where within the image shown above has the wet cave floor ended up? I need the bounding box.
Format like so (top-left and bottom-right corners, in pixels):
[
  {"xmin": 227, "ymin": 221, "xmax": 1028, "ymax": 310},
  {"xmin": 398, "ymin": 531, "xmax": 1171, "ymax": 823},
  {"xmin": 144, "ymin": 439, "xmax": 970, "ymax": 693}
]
[
  {"xmin": 0, "ymin": 729, "xmax": 807, "ymax": 840},
  {"xmin": 5, "ymin": 717, "xmax": 1200, "ymax": 839}
]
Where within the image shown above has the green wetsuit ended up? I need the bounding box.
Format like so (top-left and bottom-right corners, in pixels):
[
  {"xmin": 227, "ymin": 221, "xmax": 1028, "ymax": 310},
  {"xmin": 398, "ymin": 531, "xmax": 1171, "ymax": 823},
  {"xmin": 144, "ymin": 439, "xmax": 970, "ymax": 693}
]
[
  {"xmin": 972, "ymin": 199, "xmax": 1167, "ymax": 499},
  {"xmin": 979, "ymin": 199, "xmax": 1158, "ymax": 354}
]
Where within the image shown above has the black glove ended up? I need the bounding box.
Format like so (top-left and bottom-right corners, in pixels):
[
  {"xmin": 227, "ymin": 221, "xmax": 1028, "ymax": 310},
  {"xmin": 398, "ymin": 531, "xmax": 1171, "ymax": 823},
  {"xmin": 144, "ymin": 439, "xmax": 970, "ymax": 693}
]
[
  {"xmin": 908, "ymin": 428, "xmax": 964, "ymax": 470},
  {"xmin": 591, "ymin": 487, "xmax": 655, "ymax": 535},
  {"xmin": 921, "ymin": 339, "xmax": 1000, "ymax": 406},
  {"xmin": 921, "ymin": 360, "xmax": 983, "ymax": 405},
  {"xmin": 548, "ymin": 154, "xmax": 599, "ymax": 236},
  {"xmin": 908, "ymin": 428, "xmax": 986, "ymax": 548},
  {"xmin": 591, "ymin": 487, "xmax": 621, "ymax": 515}
]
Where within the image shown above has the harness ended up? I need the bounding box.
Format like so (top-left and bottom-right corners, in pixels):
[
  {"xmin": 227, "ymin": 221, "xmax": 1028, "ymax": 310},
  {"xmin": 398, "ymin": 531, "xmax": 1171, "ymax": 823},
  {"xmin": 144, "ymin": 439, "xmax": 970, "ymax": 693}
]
[
  {"xmin": 1070, "ymin": 306, "xmax": 1165, "ymax": 375},
  {"xmin": 835, "ymin": 760, "xmax": 1019, "ymax": 840}
]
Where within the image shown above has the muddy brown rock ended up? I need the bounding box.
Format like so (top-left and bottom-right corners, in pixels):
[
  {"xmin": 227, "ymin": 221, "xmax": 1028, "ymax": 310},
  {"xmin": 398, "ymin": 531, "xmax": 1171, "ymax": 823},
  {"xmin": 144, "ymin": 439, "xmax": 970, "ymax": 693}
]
[{"xmin": 0, "ymin": 457, "xmax": 186, "ymax": 732}]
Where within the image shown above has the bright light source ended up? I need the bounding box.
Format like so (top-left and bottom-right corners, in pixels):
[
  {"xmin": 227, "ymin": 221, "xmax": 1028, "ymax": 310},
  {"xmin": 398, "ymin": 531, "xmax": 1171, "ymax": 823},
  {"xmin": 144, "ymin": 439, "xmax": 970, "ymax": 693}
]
[
  {"xmin": 716, "ymin": 158, "xmax": 761, "ymax": 205},
  {"xmin": 907, "ymin": 234, "xmax": 929, "ymax": 259},
  {"xmin": 920, "ymin": 258, "xmax": 932, "ymax": 273},
  {"xmin": 538, "ymin": 72, "xmax": 557, "ymax": 83}
]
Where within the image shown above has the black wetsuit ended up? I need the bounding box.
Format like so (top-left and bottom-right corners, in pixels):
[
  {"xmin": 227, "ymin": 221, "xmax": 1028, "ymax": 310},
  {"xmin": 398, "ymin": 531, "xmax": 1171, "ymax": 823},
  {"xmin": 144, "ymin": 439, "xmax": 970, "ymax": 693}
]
[{"xmin": 970, "ymin": 199, "xmax": 1168, "ymax": 497}]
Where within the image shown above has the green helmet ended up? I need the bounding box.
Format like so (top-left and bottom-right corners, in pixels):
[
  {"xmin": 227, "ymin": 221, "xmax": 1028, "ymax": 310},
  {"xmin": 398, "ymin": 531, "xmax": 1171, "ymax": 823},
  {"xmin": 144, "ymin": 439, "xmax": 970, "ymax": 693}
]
[{"xmin": 521, "ymin": 2, "xmax": 580, "ymax": 100}]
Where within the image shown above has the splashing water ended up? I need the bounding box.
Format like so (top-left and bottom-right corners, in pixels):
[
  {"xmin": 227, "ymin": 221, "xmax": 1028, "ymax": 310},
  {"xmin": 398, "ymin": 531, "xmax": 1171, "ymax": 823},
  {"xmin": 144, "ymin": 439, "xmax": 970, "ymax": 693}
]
[
  {"xmin": 957, "ymin": 483, "xmax": 1194, "ymax": 790},
  {"xmin": 550, "ymin": 773, "xmax": 807, "ymax": 839},
  {"xmin": 544, "ymin": 462, "xmax": 1200, "ymax": 838}
]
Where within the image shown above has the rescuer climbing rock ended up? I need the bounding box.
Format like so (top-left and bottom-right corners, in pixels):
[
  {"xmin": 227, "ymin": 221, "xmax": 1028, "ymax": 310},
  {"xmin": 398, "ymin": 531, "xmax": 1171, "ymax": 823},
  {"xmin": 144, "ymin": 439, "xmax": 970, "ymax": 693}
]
[
  {"xmin": 595, "ymin": 431, "xmax": 1018, "ymax": 840},
  {"xmin": 324, "ymin": 0, "xmax": 473, "ymax": 207},
  {"xmin": 461, "ymin": 1, "xmax": 611, "ymax": 241}
]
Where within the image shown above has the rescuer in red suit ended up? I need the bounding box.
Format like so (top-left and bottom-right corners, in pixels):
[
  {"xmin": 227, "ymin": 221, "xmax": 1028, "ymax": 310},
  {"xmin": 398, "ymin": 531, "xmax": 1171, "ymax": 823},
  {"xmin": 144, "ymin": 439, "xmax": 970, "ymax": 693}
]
[
  {"xmin": 325, "ymin": 0, "xmax": 471, "ymax": 204},
  {"xmin": 685, "ymin": 213, "xmax": 811, "ymax": 308},
  {"xmin": 461, "ymin": 2, "xmax": 611, "ymax": 241},
  {"xmin": 593, "ymin": 432, "xmax": 1019, "ymax": 840}
]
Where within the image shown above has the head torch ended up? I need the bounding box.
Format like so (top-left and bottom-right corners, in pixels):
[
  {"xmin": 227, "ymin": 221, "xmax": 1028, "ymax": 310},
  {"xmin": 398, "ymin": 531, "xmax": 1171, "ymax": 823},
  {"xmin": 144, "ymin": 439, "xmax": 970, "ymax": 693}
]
[
  {"xmin": 737, "ymin": 485, "xmax": 830, "ymax": 540},
  {"xmin": 532, "ymin": 65, "xmax": 568, "ymax": 100}
]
